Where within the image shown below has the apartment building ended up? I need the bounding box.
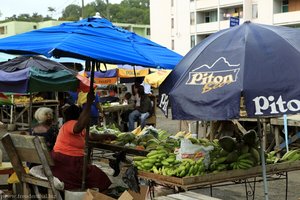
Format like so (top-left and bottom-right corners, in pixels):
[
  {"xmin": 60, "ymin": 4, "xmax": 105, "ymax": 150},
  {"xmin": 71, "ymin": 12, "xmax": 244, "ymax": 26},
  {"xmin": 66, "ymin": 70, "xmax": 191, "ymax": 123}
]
[
  {"xmin": 0, "ymin": 20, "xmax": 151, "ymax": 39},
  {"xmin": 150, "ymin": 0, "xmax": 300, "ymax": 55}
]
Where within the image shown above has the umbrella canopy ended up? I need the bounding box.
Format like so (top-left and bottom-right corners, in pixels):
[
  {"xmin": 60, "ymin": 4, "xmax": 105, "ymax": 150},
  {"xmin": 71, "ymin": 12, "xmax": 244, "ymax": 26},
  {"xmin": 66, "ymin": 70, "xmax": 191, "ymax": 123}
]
[
  {"xmin": 0, "ymin": 17, "xmax": 182, "ymax": 69},
  {"xmin": 0, "ymin": 56, "xmax": 91, "ymax": 93},
  {"xmin": 161, "ymin": 22, "xmax": 300, "ymax": 120},
  {"xmin": 145, "ymin": 69, "xmax": 171, "ymax": 88}
]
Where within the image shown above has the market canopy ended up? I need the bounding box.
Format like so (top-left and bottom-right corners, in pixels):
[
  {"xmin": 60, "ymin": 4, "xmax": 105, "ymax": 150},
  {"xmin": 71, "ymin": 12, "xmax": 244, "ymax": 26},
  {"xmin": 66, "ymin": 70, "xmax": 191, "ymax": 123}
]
[
  {"xmin": 85, "ymin": 64, "xmax": 149, "ymax": 84},
  {"xmin": 0, "ymin": 17, "xmax": 182, "ymax": 69},
  {"xmin": 0, "ymin": 56, "xmax": 92, "ymax": 93}
]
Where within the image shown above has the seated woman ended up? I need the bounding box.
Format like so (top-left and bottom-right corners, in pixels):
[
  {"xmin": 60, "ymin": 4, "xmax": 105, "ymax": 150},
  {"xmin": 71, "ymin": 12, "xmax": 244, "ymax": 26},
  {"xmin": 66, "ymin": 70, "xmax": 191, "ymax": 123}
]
[
  {"xmin": 32, "ymin": 107, "xmax": 58, "ymax": 151},
  {"xmin": 51, "ymin": 93, "xmax": 116, "ymax": 191},
  {"xmin": 128, "ymin": 85, "xmax": 152, "ymax": 131}
]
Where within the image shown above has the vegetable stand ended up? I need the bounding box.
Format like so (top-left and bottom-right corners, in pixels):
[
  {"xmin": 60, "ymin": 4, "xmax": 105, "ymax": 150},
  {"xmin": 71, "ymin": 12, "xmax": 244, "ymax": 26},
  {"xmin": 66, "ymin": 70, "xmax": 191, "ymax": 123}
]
[{"xmin": 138, "ymin": 161, "xmax": 300, "ymax": 200}]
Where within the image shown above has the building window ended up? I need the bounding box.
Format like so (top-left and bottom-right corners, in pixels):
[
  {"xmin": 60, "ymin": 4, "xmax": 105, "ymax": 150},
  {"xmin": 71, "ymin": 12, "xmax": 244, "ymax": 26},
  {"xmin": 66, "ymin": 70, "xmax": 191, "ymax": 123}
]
[
  {"xmin": 190, "ymin": 35, "xmax": 196, "ymax": 48},
  {"xmin": 222, "ymin": 7, "xmax": 243, "ymax": 20},
  {"xmin": 190, "ymin": 12, "xmax": 195, "ymax": 25},
  {"xmin": 171, "ymin": 18, "xmax": 174, "ymax": 29},
  {"xmin": 171, "ymin": 0, "xmax": 174, "ymax": 7},
  {"xmin": 171, "ymin": 40, "xmax": 175, "ymax": 50},
  {"xmin": 205, "ymin": 11, "xmax": 217, "ymax": 23},
  {"xmin": 282, "ymin": 0, "xmax": 289, "ymax": 13},
  {"xmin": 0, "ymin": 26, "xmax": 7, "ymax": 35},
  {"xmin": 252, "ymin": 4, "xmax": 258, "ymax": 19},
  {"xmin": 146, "ymin": 28, "xmax": 150, "ymax": 35}
]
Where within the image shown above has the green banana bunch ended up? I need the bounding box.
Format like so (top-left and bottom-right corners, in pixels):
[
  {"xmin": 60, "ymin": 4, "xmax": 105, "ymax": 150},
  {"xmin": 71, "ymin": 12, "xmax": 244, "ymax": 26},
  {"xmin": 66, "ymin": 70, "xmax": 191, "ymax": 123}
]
[{"xmin": 281, "ymin": 150, "xmax": 300, "ymax": 162}]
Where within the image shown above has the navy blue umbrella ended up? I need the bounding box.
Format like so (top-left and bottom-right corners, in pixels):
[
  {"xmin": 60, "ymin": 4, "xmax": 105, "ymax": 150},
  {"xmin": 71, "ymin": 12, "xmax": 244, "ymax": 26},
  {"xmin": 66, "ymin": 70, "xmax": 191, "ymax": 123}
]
[
  {"xmin": 161, "ymin": 22, "xmax": 300, "ymax": 120},
  {"xmin": 0, "ymin": 17, "xmax": 182, "ymax": 69},
  {"xmin": 160, "ymin": 22, "xmax": 300, "ymax": 200}
]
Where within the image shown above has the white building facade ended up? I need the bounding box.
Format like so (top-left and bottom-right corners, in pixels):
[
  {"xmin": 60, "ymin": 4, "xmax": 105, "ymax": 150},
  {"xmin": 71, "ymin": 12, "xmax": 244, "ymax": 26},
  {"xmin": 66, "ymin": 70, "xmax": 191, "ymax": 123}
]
[{"xmin": 150, "ymin": 0, "xmax": 300, "ymax": 55}]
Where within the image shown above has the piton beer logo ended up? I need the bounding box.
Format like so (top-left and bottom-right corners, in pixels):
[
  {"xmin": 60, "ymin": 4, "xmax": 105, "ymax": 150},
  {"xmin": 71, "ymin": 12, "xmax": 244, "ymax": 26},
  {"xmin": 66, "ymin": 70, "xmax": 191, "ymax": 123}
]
[{"xmin": 186, "ymin": 57, "xmax": 240, "ymax": 93}]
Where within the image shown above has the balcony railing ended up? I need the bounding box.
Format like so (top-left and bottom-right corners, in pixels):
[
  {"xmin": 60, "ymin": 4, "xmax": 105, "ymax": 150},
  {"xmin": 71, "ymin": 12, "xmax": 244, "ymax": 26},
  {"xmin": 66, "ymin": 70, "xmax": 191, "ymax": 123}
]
[{"xmin": 273, "ymin": 11, "xmax": 300, "ymax": 25}]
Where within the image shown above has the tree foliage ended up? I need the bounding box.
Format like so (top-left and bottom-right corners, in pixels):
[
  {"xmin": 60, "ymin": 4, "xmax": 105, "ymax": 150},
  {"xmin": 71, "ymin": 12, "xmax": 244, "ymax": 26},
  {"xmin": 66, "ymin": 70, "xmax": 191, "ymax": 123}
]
[
  {"xmin": 1, "ymin": 0, "xmax": 150, "ymax": 24},
  {"xmin": 62, "ymin": 0, "xmax": 150, "ymax": 24},
  {"xmin": 4, "ymin": 13, "xmax": 52, "ymax": 22}
]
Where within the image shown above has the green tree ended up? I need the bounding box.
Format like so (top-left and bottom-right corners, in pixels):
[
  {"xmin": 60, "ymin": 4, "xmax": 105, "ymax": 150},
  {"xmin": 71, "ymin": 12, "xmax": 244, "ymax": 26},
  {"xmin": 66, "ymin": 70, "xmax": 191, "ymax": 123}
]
[
  {"xmin": 60, "ymin": 4, "xmax": 81, "ymax": 21},
  {"xmin": 61, "ymin": 0, "xmax": 150, "ymax": 24}
]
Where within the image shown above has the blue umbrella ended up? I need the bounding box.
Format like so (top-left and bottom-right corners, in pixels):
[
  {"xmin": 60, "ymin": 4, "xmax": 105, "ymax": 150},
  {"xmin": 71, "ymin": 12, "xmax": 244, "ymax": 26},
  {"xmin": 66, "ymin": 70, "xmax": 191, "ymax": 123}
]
[
  {"xmin": 0, "ymin": 17, "xmax": 182, "ymax": 69},
  {"xmin": 160, "ymin": 22, "xmax": 300, "ymax": 200},
  {"xmin": 162, "ymin": 22, "xmax": 300, "ymax": 120}
]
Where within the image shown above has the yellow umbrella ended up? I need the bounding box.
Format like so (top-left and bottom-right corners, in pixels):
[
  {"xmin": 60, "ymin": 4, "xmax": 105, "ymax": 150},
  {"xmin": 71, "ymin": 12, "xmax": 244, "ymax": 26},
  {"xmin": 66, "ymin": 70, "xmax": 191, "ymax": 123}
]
[{"xmin": 144, "ymin": 69, "xmax": 171, "ymax": 88}]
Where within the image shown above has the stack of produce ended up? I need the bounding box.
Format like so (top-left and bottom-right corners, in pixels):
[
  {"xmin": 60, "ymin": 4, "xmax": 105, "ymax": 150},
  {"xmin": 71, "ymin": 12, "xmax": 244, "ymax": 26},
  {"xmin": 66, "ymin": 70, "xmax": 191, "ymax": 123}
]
[
  {"xmin": 133, "ymin": 148, "xmax": 206, "ymax": 177},
  {"xmin": 280, "ymin": 149, "xmax": 300, "ymax": 162},
  {"xmin": 208, "ymin": 131, "xmax": 261, "ymax": 171},
  {"xmin": 90, "ymin": 124, "xmax": 121, "ymax": 136},
  {"xmin": 110, "ymin": 128, "xmax": 181, "ymax": 152}
]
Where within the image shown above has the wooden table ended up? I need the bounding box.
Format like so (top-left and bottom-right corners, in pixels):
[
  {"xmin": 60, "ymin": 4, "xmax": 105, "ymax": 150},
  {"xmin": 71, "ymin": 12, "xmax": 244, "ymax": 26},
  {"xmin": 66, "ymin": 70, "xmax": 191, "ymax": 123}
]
[
  {"xmin": 102, "ymin": 104, "xmax": 134, "ymax": 127},
  {"xmin": 155, "ymin": 191, "xmax": 221, "ymax": 200},
  {"xmin": 138, "ymin": 161, "xmax": 300, "ymax": 199}
]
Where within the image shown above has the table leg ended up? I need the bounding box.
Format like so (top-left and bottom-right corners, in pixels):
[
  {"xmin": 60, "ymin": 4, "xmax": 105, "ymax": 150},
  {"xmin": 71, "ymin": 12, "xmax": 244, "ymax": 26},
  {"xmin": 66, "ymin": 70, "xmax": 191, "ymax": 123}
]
[
  {"xmin": 285, "ymin": 172, "xmax": 288, "ymax": 200},
  {"xmin": 210, "ymin": 184, "xmax": 213, "ymax": 196},
  {"xmin": 274, "ymin": 126, "xmax": 281, "ymax": 157}
]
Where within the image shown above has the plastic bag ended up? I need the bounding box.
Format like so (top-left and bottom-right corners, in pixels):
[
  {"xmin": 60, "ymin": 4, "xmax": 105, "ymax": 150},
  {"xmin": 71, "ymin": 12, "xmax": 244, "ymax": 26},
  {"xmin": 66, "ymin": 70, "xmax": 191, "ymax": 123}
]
[{"xmin": 176, "ymin": 139, "xmax": 214, "ymax": 167}]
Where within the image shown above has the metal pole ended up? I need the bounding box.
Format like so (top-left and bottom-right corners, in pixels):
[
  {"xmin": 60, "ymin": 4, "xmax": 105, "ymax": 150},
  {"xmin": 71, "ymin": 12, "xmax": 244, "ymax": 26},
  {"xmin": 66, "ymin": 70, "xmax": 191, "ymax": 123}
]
[
  {"xmin": 29, "ymin": 93, "xmax": 33, "ymax": 134},
  {"xmin": 81, "ymin": 61, "xmax": 95, "ymax": 190},
  {"xmin": 283, "ymin": 114, "xmax": 289, "ymax": 152},
  {"xmin": 257, "ymin": 117, "xmax": 269, "ymax": 200},
  {"xmin": 195, "ymin": 121, "xmax": 199, "ymax": 138}
]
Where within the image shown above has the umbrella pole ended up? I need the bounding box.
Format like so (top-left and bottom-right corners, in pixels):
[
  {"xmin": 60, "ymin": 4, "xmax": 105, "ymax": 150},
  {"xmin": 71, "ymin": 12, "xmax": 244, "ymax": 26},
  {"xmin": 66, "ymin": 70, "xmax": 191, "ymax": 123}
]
[
  {"xmin": 29, "ymin": 93, "xmax": 33, "ymax": 134},
  {"xmin": 257, "ymin": 117, "xmax": 269, "ymax": 200},
  {"xmin": 81, "ymin": 61, "xmax": 95, "ymax": 190},
  {"xmin": 283, "ymin": 114, "xmax": 289, "ymax": 152}
]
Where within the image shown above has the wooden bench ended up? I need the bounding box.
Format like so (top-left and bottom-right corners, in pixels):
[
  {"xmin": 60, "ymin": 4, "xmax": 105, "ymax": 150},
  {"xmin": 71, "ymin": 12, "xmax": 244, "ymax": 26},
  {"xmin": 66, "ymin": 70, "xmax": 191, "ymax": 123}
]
[{"xmin": 1, "ymin": 133, "xmax": 62, "ymax": 200}]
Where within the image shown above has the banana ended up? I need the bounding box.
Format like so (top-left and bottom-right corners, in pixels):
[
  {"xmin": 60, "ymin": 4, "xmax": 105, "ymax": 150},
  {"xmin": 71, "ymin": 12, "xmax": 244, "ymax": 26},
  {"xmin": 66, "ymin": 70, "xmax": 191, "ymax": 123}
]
[
  {"xmin": 238, "ymin": 153, "xmax": 252, "ymax": 160},
  {"xmin": 281, "ymin": 150, "xmax": 300, "ymax": 161},
  {"xmin": 239, "ymin": 159, "xmax": 254, "ymax": 166}
]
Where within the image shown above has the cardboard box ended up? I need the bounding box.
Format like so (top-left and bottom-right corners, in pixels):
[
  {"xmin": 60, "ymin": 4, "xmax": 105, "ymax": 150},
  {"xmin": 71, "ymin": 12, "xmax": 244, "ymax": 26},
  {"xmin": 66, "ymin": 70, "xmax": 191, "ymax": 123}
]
[{"xmin": 83, "ymin": 186, "xmax": 149, "ymax": 200}]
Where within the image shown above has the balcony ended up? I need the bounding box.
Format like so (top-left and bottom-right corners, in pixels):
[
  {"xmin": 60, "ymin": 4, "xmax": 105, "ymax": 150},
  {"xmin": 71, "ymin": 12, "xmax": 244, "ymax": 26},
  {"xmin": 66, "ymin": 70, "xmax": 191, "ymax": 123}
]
[
  {"xmin": 196, "ymin": 22, "xmax": 219, "ymax": 34},
  {"xmin": 196, "ymin": 0, "xmax": 218, "ymax": 10},
  {"xmin": 273, "ymin": 11, "xmax": 300, "ymax": 25},
  {"xmin": 219, "ymin": 0, "xmax": 243, "ymax": 7}
]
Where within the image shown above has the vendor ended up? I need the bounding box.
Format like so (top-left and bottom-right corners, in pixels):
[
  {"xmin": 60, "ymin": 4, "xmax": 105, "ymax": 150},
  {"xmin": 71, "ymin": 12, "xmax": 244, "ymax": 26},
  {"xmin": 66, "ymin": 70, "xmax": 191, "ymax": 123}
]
[
  {"xmin": 99, "ymin": 85, "xmax": 120, "ymax": 103},
  {"xmin": 128, "ymin": 85, "xmax": 152, "ymax": 131},
  {"xmin": 32, "ymin": 107, "xmax": 58, "ymax": 151},
  {"xmin": 51, "ymin": 93, "xmax": 116, "ymax": 191}
]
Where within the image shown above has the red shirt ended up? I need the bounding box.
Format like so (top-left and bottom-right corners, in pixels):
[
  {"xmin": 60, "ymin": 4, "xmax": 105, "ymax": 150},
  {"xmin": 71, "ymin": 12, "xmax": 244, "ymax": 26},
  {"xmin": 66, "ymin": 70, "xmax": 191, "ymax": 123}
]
[{"xmin": 53, "ymin": 120, "xmax": 85, "ymax": 156}]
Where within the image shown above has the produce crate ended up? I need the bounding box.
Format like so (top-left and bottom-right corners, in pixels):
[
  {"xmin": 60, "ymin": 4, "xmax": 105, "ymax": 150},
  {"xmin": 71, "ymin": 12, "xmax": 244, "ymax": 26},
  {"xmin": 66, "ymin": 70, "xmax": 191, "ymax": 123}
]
[{"xmin": 138, "ymin": 160, "xmax": 300, "ymax": 189}]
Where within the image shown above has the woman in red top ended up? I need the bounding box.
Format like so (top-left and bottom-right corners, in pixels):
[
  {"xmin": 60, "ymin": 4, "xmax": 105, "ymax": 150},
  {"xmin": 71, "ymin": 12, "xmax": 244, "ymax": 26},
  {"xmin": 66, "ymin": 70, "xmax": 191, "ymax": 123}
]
[{"xmin": 51, "ymin": 93, "xmax": 115, "ymax": 191}]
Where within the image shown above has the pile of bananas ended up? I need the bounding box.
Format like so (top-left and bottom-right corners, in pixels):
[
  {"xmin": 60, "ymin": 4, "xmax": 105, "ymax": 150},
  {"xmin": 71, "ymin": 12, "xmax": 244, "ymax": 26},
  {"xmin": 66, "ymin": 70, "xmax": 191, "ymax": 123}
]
[
  {"xmin": 280, "ymin": 149, "xmax": 300, "ymax": 162},
  {"xmin": 133, "ymin": 148, "xmax": 206, "ymax": 177}
]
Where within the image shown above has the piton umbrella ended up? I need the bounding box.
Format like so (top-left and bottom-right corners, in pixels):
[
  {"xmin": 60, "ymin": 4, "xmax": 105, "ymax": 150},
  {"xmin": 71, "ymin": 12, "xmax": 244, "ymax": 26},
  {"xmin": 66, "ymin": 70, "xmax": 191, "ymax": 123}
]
[
  {"xmin": 160, "ymin": 22, "xmax": 300, "ymax": 200},
  {"xmin": 0, "ymin": 56, "xmax": 92, "ymax": 93},
  {"xmin": 0, "ymin": 17, "xmax": 182, "ymax": 69}
]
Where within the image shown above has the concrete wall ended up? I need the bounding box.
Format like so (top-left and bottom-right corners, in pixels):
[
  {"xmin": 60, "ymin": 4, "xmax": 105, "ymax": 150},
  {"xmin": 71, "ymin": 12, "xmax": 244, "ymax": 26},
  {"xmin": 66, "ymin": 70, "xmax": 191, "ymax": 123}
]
[{"xmin": 150, "ymin": 0, "xmax": 172, "ymax": 51}]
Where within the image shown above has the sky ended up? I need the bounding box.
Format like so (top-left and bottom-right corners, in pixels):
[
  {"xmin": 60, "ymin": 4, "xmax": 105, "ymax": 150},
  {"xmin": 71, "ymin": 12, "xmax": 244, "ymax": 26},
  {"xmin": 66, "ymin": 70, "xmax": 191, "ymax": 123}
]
[{"xmin": 0, "ymin": 0, "xmax": 122, "ymax": 20}]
